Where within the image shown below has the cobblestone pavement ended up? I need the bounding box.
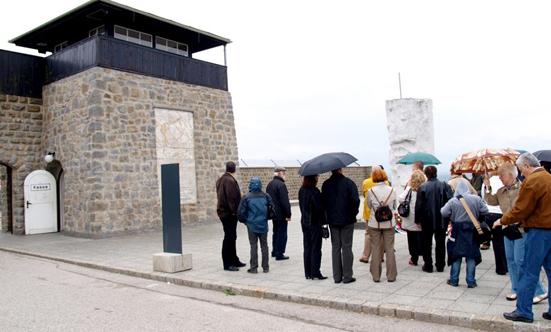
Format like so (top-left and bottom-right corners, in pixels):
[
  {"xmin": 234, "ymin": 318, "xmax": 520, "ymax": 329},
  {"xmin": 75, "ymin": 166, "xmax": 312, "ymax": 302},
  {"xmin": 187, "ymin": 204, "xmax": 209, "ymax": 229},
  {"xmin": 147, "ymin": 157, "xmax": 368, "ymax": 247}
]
[{"xmin": 1, "ymin": 202, "xmax": 550, "ymax": 331}]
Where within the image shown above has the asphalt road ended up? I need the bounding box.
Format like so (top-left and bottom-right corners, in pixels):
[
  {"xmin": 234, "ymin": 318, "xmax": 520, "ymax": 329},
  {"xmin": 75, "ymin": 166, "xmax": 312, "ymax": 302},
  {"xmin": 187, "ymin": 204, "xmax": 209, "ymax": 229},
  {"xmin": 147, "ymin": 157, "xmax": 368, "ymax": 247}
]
[{"xmin": 0, "ymin": 251, "xmax": 478, "ymax": 331}]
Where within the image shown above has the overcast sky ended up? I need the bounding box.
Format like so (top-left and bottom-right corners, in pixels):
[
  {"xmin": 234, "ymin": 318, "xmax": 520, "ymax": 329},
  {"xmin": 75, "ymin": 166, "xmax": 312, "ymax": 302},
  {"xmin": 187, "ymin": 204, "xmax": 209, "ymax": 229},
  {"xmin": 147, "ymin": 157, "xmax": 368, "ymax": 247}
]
[{"xmin": 2, "ymin": 0, "xmax": 550, "ymax": 175}]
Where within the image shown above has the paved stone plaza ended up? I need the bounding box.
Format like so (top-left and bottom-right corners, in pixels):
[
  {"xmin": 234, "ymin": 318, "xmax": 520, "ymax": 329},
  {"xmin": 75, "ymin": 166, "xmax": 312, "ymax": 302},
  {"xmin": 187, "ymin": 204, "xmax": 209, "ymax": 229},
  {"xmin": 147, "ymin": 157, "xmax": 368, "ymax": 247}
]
[{"xmin": 1, "ymin": 201, "xmax": 550, "ymax": 331}]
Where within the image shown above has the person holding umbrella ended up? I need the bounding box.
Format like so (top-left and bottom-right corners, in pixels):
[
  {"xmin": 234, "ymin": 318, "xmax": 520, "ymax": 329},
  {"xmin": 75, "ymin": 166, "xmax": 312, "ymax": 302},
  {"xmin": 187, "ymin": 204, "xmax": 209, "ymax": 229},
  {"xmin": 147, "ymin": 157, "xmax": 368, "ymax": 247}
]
[
  {"xmin": 298, "ymin": 152, "xmax": 360, "ymax": 284},
  {"xmin": 322, "ymin": 167, "xmax": 360, "ymax": 284}
]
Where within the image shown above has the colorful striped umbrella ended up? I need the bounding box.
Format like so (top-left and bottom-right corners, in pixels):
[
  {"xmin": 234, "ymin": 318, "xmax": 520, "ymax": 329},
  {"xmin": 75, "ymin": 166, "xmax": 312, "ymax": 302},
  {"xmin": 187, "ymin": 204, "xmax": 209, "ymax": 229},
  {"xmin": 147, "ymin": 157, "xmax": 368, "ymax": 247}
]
[{"xmin": 451, "ymin": 148, "xmax": 521, "ymax": 174}]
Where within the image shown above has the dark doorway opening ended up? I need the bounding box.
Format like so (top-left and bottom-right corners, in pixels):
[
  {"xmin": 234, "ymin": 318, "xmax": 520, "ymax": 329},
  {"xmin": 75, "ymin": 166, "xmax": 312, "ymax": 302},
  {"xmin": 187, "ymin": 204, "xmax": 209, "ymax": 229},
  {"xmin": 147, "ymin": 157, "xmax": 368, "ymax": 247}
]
[
  {"xmin": 46, "ymin": 160, "xmax": 64, "ymax": 231},
  {"xmin": 0, "ymin": 163, "xmax": 13, "ymax": 233}
]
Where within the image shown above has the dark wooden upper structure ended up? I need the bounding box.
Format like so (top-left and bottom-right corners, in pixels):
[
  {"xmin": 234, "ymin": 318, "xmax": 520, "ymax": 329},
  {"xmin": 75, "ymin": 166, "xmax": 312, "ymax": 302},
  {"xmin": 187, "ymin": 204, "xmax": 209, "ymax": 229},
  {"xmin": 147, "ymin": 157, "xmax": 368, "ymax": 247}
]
[{"xmin": 1, "ymin": 0, "xmax": 231, "ymax": 97}]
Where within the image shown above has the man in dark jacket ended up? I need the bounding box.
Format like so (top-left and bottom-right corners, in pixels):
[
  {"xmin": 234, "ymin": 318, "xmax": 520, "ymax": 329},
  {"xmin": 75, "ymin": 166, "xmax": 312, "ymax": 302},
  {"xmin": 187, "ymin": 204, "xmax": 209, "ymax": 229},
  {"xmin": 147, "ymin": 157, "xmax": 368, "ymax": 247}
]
[
  {"xmin": 415, "ymin": 165, "xmax": 453, "ymax": 273},
  {"xmin": 266, "ymin": 166, "xmax": 292, "ymax": 260},
  {"xmin": 322, "ymin": 168, "xmax": 360, "ymax": 284},
  {"xmin": 216, "ymin": 161, "xmax": 246, "ymax": 271}
]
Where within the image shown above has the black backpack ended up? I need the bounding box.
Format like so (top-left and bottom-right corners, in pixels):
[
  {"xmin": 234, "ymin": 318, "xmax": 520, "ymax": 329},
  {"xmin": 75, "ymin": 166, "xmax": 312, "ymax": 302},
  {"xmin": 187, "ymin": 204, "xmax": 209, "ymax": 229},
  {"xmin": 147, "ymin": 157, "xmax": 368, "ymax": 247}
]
[{"xmin": 371, "ymin": 188, "xmax": 394, "ymax": 222}]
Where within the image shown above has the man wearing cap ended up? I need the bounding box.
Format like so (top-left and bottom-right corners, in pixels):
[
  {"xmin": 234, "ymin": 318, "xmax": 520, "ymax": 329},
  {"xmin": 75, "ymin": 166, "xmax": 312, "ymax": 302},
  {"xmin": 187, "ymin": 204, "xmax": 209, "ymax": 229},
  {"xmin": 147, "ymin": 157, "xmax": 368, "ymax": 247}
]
[
  {"xmin": 216, "ymin": 161, "xmax": 246, "ymax": 271},
  {"xmin": 266, "ymin": 166, "xmax": 292, "ymax": 260}
]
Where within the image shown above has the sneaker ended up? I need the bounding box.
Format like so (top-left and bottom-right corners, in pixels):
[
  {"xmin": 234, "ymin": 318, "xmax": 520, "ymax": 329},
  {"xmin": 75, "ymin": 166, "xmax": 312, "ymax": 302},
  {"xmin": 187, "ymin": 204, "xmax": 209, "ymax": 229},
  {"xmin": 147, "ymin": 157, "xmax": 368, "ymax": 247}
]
[
  {"xmin": 534, "ymin": 293, "xmax": 548, "ymax": 304},
  {"xmin": 247, "ymin": 268, "xmax": 258, "ymax": 274},
  {"xmin": 263, "ymin": 268, "xmax": 269, "ymax": 273},
  {"xmin": 468, "ymin": 283, "xmax": 478, "ymax": 288},
  {"xmin": 506, "ymin": 293, "xmax": 517, "ymax": 301}
]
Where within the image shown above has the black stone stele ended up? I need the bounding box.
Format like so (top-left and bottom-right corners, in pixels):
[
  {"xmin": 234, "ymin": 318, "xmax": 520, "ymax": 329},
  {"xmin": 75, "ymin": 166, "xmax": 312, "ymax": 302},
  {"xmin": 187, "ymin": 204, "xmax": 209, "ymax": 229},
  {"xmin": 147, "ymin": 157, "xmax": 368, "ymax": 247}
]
[{"xmin": 161, "ymin": 164, "xmax": 182, "ymax": 254}]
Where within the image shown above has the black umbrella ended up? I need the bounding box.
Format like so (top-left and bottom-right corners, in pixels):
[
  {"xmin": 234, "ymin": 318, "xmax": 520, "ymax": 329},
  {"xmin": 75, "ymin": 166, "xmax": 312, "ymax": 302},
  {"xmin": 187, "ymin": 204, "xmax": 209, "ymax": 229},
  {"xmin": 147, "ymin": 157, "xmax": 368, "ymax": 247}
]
[
  {"xmin": 298, "ymin": 152, "xmax": 357, "ymax": 176},
  {"xmin": 533, "ymin": 150, "xmax": 551, "ymax": 163}
]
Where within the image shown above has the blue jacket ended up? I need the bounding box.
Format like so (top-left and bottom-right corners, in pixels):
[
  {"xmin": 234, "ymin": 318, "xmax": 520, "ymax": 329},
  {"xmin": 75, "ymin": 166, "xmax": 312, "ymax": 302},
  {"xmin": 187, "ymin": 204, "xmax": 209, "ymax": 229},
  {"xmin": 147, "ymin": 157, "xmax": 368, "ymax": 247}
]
[
  {"xmin": 442, "ymin": 182, "xmax": 489, "ymax": 265},
  {"xmin": 238, "ymin": 178, "xmax": 274, "ymax": 234}
]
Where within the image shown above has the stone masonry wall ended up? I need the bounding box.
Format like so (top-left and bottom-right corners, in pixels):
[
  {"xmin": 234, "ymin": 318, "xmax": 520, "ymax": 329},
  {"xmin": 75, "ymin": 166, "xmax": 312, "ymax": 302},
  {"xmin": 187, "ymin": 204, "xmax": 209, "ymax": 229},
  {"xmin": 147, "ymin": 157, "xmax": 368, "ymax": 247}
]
[
  {"xmin": 239, "ymin": 166, "xmax": 372, "ymax": 200},
  {"xmin": 0, "ymin": 94, "xmax": 44, "ymax": 234},
  {"xmin": 42, "ymin": 67, "xmax": 237, "ymax": 237}
]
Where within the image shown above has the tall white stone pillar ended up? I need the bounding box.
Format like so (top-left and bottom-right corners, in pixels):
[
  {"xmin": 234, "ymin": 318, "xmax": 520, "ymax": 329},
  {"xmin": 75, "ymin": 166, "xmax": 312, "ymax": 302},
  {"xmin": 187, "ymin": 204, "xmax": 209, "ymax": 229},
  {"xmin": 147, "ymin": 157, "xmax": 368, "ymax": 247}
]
[{"xmin": 385, "ymin": 98, "xmax": 435, "ymax": 195}]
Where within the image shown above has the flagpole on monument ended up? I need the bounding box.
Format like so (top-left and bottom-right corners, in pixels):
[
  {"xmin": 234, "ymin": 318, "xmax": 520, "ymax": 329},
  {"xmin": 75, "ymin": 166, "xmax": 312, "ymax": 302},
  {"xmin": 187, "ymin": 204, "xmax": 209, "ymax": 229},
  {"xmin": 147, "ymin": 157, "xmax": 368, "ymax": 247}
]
[{"xmin": 398, "ymin": 72, "xmax": 402, "ymax": 99}]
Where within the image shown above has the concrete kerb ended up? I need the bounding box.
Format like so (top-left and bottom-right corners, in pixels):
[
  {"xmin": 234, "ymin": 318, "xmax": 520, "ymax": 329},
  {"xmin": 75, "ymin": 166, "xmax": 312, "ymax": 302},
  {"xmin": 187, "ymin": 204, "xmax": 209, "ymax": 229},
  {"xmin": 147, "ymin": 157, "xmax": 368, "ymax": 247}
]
[{"xmin": 0, "ymin": 246, "xmax": 546, "ymax": 332}]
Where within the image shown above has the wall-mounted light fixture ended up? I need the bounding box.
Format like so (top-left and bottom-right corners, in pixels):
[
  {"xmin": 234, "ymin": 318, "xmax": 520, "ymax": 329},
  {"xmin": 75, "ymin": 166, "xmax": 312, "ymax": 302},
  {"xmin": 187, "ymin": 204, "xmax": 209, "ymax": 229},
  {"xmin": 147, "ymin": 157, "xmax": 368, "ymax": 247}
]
[{"xmin": 44, "ymin": 152, "xmax": 55, "ymax": 163}]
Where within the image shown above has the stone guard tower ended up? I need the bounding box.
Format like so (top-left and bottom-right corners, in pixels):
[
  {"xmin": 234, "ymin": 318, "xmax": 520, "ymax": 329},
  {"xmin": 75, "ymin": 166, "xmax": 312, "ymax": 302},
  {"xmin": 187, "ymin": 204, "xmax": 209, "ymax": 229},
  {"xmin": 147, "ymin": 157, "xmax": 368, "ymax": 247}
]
[{"xmin": 0, "ymin": 0, "xmax": 238, "ymax": 237}]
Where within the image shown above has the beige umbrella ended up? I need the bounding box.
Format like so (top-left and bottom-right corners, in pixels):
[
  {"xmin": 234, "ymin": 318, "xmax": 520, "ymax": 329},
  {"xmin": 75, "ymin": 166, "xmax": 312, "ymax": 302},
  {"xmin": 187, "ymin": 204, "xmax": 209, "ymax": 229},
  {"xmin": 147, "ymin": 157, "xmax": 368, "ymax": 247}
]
[{"xmin": 451, "ymin": 148, "xmax": 521, "ymax": 174}]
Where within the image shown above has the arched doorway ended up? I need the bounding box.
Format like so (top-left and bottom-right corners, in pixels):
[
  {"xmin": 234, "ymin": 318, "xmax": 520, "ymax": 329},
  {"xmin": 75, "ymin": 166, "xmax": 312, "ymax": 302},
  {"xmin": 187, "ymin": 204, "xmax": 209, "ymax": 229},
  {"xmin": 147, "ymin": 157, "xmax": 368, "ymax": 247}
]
[
  {"xmin": 0, "ymin": 163, "xmax": 13, "ymax": 233},
  {"xmin": 45, "ymin": 160, "xmax": 64, "ymax": 231}
]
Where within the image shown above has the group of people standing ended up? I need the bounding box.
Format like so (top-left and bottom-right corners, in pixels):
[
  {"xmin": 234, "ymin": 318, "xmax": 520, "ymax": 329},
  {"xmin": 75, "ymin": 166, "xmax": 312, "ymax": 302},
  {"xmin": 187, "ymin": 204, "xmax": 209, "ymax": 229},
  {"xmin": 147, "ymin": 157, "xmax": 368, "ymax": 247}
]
[
  {"xmin": 215, "ymin": 161, "xmax": 360, "ymax": 283},
  {"xmin": 216, "ymin": 152, "xmax": 551, "ymax": 324},
  {"xmin": 215, "ymin": 162, "xmax": 291, "ymax": 274}
]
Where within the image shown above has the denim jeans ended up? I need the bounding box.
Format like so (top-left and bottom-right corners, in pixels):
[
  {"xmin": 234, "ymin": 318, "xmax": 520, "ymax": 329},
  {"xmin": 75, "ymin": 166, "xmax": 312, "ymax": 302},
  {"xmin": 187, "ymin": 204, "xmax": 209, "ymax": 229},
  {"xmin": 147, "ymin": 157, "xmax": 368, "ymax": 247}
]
[
  {"xmin": 516, "ymin": 229, "xmax": 551, "ymax": 320},
  {"xmin": 504, "ymin": 232, "xmax": 547, "ymax": 295},
  {"xmin": 449, "ymin": 257, "xmax": 476, "ymax": 285}
]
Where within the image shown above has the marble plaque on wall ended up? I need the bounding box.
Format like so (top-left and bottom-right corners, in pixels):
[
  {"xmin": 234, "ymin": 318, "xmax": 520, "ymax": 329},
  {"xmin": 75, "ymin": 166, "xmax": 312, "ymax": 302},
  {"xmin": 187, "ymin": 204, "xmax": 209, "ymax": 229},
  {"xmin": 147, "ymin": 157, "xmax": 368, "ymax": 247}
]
[{"xmin": 155, "ymin": 108, "xmax": 197, "ymax": 204}]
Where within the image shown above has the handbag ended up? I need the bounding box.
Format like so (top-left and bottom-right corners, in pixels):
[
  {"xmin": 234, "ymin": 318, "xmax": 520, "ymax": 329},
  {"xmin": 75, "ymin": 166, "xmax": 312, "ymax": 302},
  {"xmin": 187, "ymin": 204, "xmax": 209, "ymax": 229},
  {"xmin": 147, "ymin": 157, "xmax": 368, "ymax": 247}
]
[
  {"xmin": 397, "ymin": 189, "xmax": 412, "ymax": 217},
  {"xmin": 371, "ymin": 188, "xmax": 394, "ymax": 222},
  {"xmin": 321, "ymin": 224, "xmax": 330, "ymax": 239},
  {"xmin": 266, "ymin": 195, "xmax": 276, "ymax": 220},
  {"xmin": 459, "ymin": 196, "xmax": 491, "ymax": 245},
  {"xmin": 503, "ymin": 224, "xmax": 523, "ymax": 241}
]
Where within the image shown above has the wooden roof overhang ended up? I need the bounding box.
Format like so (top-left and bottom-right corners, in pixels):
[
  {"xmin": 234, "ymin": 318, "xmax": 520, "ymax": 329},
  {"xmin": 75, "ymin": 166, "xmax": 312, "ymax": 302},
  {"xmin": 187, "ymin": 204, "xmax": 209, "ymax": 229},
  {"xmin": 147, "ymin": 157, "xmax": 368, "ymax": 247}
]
[{"xmin": 9, "ymin": 0, "xmax": 231, "ymax": 55}]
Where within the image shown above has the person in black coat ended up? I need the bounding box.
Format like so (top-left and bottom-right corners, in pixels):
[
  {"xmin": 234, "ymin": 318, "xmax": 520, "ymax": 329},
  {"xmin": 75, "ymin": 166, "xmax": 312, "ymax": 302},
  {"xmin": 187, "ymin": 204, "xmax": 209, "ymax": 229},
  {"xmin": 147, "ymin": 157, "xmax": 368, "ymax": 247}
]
[
  {"xmin": 266, "ymin": 166, "xmax": 292, "ymax": 260},
  {"xmin": 299, "ymin": 175, "xmax": 328, "ymax": 280},
  {"xmin": 322, "ymin": 168, "xmax": 360, "ymax": 284},
  {"xmin": 414, "ymin": 165, "xmax": 453, "ymax": 273}
]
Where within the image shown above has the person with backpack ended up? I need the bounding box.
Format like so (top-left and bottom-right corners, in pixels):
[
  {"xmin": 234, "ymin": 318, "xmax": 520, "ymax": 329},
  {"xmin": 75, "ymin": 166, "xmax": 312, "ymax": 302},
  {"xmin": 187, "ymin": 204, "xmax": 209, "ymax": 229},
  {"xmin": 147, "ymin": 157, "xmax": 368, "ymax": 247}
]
[
  {"xmin": 238, "ymin": 178, "xmax": 275, "ymax": 274},
  {"xmin": 366, "ymin": 168, "xmax": 397, "ymax": 282}
]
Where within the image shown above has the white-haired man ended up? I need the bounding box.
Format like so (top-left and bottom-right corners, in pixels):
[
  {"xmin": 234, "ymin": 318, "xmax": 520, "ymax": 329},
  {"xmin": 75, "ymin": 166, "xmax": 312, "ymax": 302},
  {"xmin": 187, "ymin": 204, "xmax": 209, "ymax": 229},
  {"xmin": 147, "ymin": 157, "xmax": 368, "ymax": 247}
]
[
  {"xmin": 484, "ymin": 162, "xmax": 547, "ymax": 302},
  {"xmin": 494, "ymin": 153, "xmax": 551, "ymax": 323}
]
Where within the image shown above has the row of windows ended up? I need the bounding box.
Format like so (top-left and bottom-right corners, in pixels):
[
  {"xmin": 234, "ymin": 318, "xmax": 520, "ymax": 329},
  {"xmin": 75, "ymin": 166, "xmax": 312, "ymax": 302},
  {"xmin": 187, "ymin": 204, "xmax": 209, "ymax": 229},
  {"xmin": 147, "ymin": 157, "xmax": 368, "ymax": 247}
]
[
  {"xmin": 114, "ymin": 25, "xmax": 188, "ymax": 56},
  {"xmin": 54, "ymin": 25, "xmax": 189, "ymax": 57}
]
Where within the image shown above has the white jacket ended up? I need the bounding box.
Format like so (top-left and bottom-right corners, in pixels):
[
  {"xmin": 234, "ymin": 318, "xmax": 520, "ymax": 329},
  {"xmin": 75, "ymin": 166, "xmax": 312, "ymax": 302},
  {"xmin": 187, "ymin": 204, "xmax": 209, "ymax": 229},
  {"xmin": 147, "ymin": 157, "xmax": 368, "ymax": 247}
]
[{"xmin": 398, "ymin": 185, "xmax": 422, "ymax": 232}]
